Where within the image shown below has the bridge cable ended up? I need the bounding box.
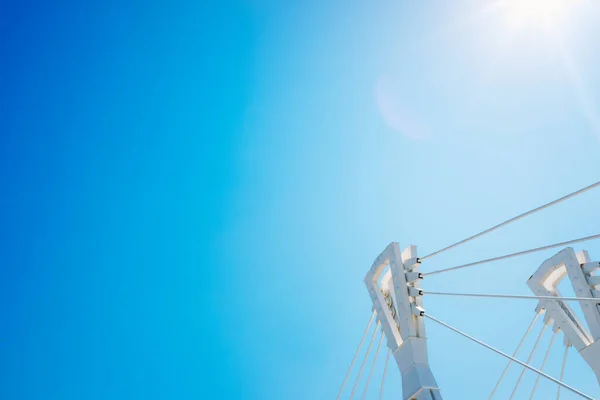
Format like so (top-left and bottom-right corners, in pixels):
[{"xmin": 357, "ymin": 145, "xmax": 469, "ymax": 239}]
[
  {"xmin": 349, "ymin": 320, "xmax": 381, "ymax": 400},
  {"xmin": 336, "ymin": 311, "xmax": 376, "ymax": 400},
  {"xmin": 422, "ymin": 233, "xmax": 600, "ymax": 277},
  {"xmin": 423, "ymin": 291, "xmax": 600, "ymax": 304},
  {"xmin": 509, "ymin": 323, "xmax": 549, "ymax": 400},
  {"xmin": 557, "ymin": 342, "xmax": 570, "ymax": 400},
  {"xmin": 424, "ymin": 313, "xmax": 593, "ymax": 400},
  {"xmin": 378, "ymin": 349, "xmax": 391, "ymax": 400},
  {"xmin": 361, "ymin": 331, "xmax": 385, "ymax": 400},
  {"xmin": 488, "ymin": 311, "xmax": 542, "ymax": 400},
  {"xmin": 529, "ymin": 329, "xmax": 558, "ymax": 400},
  {"xmin": 420, "ymin": 179, "xmax": 600, "ymax": 261}
]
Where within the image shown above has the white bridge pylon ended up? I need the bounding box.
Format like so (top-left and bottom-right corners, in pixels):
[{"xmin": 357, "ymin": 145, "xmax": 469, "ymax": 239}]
[
  {"xmin": 364, "ymin": 242, "xmax": 442, "ymax": 400},
  {"xmin": 336, "ymin": 180, "xmax": 600, "ymax": 399},
  {"xmin": 361, "ymin": 243, "xmax": 600, "ymax": 400},
  {"xmin": 527, "ymin": 247, "xmax": 600, "ymax": 385}
]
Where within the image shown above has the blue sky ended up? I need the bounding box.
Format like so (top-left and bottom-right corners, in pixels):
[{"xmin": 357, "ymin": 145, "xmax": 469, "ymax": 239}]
[{"xmin": 1, "ymin": 1, "xmax": 600, "ymax": 399}]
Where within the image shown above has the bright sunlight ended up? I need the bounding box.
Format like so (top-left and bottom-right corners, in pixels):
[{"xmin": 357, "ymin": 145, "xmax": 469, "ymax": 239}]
[{"xmin": 493, "ymin": 0, "xmax": 576, "ymax": 33}]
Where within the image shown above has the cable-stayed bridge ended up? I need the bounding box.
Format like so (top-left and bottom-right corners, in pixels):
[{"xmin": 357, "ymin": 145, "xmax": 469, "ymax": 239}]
[{"xmin": 336, "ymin": 180, "xmax": 600, "ymax": 400}]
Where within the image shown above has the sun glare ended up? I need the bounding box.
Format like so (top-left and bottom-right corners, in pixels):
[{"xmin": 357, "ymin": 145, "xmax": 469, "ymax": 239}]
[{"xmin": 495, "ymin": 0, "xmax": 572, "ymax": 32}]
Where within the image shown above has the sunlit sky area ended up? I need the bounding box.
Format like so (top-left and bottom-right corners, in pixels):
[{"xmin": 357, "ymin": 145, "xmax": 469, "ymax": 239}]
[{"xmin": 1, "ymin": 1, "xmax": 600, "ymax": 399}]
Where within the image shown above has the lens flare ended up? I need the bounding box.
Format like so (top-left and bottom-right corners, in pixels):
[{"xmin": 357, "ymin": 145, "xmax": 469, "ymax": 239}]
[{"xmin": 495, "ymin": 0, "xmax": 572, "ymax": 32}]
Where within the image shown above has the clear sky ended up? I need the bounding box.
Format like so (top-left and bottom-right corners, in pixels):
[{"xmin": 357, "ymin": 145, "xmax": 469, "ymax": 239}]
[{"xmin": 1, "ymin": 0, "xmax": 600, "ymax": 399}]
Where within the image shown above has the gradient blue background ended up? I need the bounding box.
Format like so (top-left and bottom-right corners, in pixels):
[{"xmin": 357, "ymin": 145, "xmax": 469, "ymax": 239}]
[{"xmin": 1, "ymin": 1, "xmax": 600, "ymax": 399}]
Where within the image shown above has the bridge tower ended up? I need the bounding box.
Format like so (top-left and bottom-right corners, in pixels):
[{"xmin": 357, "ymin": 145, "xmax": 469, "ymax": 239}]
[{"xmin": 364, "ymin": 242, "xmax": 442, "ymax": 400}]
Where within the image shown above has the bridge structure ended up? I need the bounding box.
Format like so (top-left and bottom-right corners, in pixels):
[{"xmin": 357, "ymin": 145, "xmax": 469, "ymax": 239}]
[{"xmin": 336, "ymin": 180, "xmax": 600, "ymax": 399}]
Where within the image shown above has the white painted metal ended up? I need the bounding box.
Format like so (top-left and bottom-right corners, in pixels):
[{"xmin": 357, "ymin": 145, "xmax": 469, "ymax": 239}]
[
  {"xmin": 423, "ymin": 291, "xmax": 600, "ymax": 303},
  {"xmin": 423, "ymin": 233, "xmax": 600, "ymax": 276},
  {"xmin": 361, "ymin": 332, "xmax": 385, "ymax": 400},
  {"xmin": 509, "ymin": 320, "xmax": 550, "ymax": 400},
  {"xmin": 529, "ymin": 329, "xmax": 558, "ymax": 400},
  {"xmin": 557, "ymin": 342, "xmax": 571, "ymax": 400},
  {"xmin": 488, "ymin": 310, "xmax": 543, "ymax": 400},
  {"xmin": 379, "ymin": 349, "xmax": 391, "ymax": 400},
  {"xmin": 352, "ymin": 179, "xmax": 600, "ymax": 398},
  {"xmin": 336, "ymin": 311, "xmax": 376, "ymax": 400},
  {"xmin": 582, "ymin": 261, "xmax": 600, "ymax": 275},
  {"xmin": 527, "ymin": 247, "xmax": 600, "ymax": 385},
  {"xmin": 365, "ymin": 242, "xmax": 442, "ymax": 400},
  {"xmin": 425, "ymin": 313, "xmax": 594, "ymax": 400},
  {"xmin": 350, "ymin": 321, "xmax": 381, "ymax": 400},
  {"xmin": 420, "ymin": 180, "xmax": 600, "ymax": 261}
]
